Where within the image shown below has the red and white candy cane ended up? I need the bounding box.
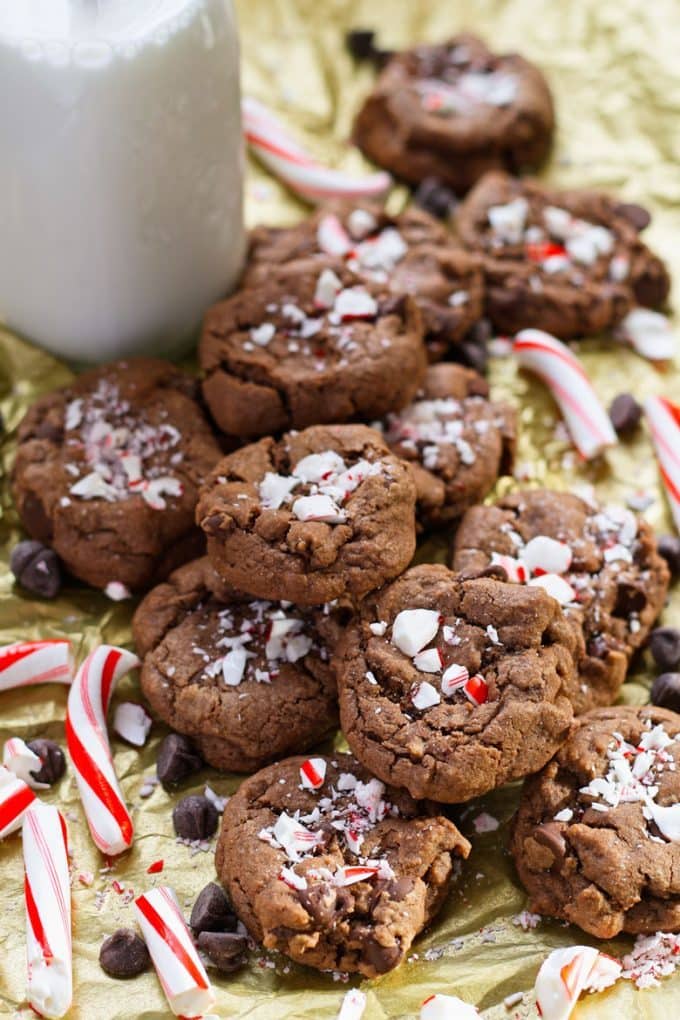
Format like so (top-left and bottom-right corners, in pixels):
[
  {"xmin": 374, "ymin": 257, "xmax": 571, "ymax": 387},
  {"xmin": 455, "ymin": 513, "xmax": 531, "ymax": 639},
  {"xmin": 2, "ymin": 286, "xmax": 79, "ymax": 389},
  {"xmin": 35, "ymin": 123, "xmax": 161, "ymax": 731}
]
[
  {"xmin": 65, "ymin": 645, "xmax": 140, "ymax": 855},
  {"xmin": 23, "ymin": 802, "xmax": 72, "ymax": 1019},
  {"xmin": 513, "ymin": 329, "xmax": 617, "ymax": 460},
  {"xmin": 243, "ymin": 96, "xmax": 392, "ymax": 204},
  {"xmin": 0, "ymin": 639, "xmax": 73, "ymax": 693},
  {"xmin": 337, "ymin": 988, "xmax": 367, "ymax": 1020},
  {"xmin": 645, "ymin": 395, "xmax": 680, "ymax": 532},
  {"xmin": 0, "ymin": 764, "xmax": 36, "ymax": 839},
  {"xmin": 134, "ymin": 886, "xmax": 215, "ymax": 1018},
  {"xmin": 535, "ymin": 945, "xmax": 621, "ymax": 1020}
]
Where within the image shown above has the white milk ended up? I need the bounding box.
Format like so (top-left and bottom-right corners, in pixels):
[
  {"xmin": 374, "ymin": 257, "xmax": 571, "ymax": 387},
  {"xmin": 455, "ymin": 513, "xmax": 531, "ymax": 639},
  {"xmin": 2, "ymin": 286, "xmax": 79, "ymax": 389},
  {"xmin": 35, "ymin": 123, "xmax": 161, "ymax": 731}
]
[{"xmin": 0, "ymin": 0, "xmax": 245, "ymax": 363}]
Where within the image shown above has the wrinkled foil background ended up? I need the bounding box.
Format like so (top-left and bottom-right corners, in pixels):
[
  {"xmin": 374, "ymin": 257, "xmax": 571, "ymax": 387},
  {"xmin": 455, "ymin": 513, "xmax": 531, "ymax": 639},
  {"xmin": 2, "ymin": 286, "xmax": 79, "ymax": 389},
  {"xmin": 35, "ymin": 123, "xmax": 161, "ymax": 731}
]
[{"xmin": 1, "ymin": 1, "xmax": 680, "ymax": 1016}]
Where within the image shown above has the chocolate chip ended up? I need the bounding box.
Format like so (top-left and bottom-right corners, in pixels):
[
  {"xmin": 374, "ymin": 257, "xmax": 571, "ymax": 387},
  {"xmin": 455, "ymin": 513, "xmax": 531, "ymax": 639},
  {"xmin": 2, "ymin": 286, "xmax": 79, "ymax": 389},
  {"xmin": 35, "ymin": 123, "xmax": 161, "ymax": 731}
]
[
  {"xmin": 197, "ymin": 931, "xmax": 248, "ymax": 973},
  {"xmin": 345, "ymin": 28, "xmax": 376, "ymax": 61},
  {"xmin": 657, "ymin": 535, "xmax": 680, "ymax": 576},
  {"xmin": 99, "ymin": 929, "xmax": 150, "ymax": 978},
  {"xmin": 156, "ymin": 733, "xmax": 203, "ymax": 789},
  {"xmin": 587, "ymin": 635, "xmax": 610, "ymax": 660},
  {"xmin": 650, "ymin": 627, "xmax": 680, "ymax": 671},
  {"xmin": 454, "ymin": 339, "xmax": 488, "ymax": 376},
  {"xmin": 615, "ymin": 202, "xmax": 651, "ymax": 232},
  {"xmin": 299, "ymin": 881, "xmax": 338, "ymax": 926},
  {"xmin": 10, "ymin": 540, "xmax": 62, "ymax": 598},
  {"xmin": 190, "ymin": 883, "xmax": 237, "ymax": 935},
  {"xmin": 614, "ymin": 581, "xmax": 647, "ymax": 616},
  {"xmin": 413, "ymin": 176, "xmax": 458, "ymax": 220},
  {"xmin": 533, "ymin": 822, "xmax": 567, "ymax": 864},
  {"xmin": 651, "ymin": 673, "xmax": 680, "ymax": 712},
  {"xmin": 26, "ymin": 739, "xmax": 66, "ymax": 785},
  {"xmin": 363, "ymin": 938, "xmax": 402, "ymax": 974},
  {"xmin": 467, "ymin": 317, "xmax": 493, "ymax": 346},
  {"xmin": 172, "ymin": 795, "xmax": 219, "ymax": 841},
  {"xmin": 609, "ymin": 393, "xmax": 642, "ymax": 435}
]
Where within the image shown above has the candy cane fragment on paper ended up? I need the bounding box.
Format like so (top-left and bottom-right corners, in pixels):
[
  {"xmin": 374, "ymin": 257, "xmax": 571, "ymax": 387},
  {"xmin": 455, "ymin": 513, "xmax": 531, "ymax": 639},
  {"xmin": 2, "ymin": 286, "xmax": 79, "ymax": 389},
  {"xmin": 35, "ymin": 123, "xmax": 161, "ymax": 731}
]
[
  {"xmin": 23, "ymin": 802, "xmax": 72, "ymax": 1020},
  {"xmin": 65, "ymin": 644, "xmax": 140, "ymax": 855},
  {"xmin": 644, "ymin": 395, "xmax": 680, "ymax": 532},
  {"xmin": 534, "ymin": 945, "xmax": 621, "ymax": 1020},
  {"xmin": 0, "ymin": 639, "xmax": 73, "ymax": 693},
  {"xmin": 513, "ymin": 329, "xmax": 617, "ymax": 459},
  {"xmin": 134, "ymin": 886, "xmax": 215, "ymax": 1018},
  {"xmin": 242, "ymin": 96, "xmax": 392, "ymax": 204},
  {"xmin": 0, "ymin": 764, "xmax": 36, "ymax": 839}
]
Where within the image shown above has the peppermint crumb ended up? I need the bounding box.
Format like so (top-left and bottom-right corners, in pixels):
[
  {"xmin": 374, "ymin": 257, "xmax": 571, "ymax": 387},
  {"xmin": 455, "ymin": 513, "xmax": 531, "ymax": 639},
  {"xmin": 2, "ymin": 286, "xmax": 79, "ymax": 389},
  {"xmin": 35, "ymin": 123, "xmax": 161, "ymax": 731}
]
[
  {"xmin": 473, "ymin": 811, "xmax": 500, "ymax": 834},
  {"xmin": 512, "ymin": 910, "xmax": 541, "ymax": 931},
  {"xmin": 504, "ymin": 992, "xmax": 524, "ymax": 1009},
  {"xmin": 621, "ymin": 931, "xmax": 680, "ymax": 988}
]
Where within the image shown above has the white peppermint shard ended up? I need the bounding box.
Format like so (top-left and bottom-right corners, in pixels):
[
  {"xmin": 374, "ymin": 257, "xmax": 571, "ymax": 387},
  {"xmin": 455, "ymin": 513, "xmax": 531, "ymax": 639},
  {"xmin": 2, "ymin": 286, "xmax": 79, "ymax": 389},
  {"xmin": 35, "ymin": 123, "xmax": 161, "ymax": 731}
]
[{"xmin": 392, "ymin": 608, "xmax": 440, "ymax": 656}]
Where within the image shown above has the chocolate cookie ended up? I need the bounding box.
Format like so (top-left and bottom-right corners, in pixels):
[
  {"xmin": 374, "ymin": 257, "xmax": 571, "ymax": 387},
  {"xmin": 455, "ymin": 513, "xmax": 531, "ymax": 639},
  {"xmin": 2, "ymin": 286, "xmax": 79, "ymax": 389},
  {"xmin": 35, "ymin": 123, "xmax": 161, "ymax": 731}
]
[
  {"xmin": 375, "ymin": 362, "xmax": 516, "ymax": 529},
  {"xmin": 353, "ymin": 34, "xmax": 554, "ymax": 193},
  {"xmin": 11, "ymin": 359, "xmax": 221, "ymax": 592},
  {"xmin": 244, "ymin": 202, "xmax": 484, "ymax": 360},
  {"xmin": 196, "ymin": 425, "xmax": 417, "ymax": 606},
  {"xmin": 456, "ymin": 171, "xmax": 670, "ymax": 337},
  {"xmin": 215, "ymin": 753, "xmax": 470, "ymax": 976},
  {"xmin": 452, "ymin": 490, "xmax": 670, "ymax": 712},
  {"xmin": 133, "ymin": 558, "xmax": 340, "ymax": 771},
  {"xmin": 199, "ymin": 257, "xmax": 426, "ymax": 440},
  {"xmin": 511, "ymin": 705, "xmax": 680, "ymax": 938},
  {"xmin": 337, "ymin": 563, "xmax": 580, "ymax": 803}
]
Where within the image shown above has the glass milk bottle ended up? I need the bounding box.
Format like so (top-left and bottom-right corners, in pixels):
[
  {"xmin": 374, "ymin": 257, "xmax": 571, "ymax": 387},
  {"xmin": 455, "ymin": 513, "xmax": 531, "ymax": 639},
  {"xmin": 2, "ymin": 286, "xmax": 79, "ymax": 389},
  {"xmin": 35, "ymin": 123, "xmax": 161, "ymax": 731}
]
[{"xmin": 0, "ymin": 0, "xmax": 245, "ymax": 363}]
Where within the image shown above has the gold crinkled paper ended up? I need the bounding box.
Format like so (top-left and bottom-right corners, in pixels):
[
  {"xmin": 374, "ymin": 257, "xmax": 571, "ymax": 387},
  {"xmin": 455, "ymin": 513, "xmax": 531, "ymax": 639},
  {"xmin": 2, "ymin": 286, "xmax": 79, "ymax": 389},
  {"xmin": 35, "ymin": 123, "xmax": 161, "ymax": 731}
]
[{"xmin": 1, "ymin": 0, "xmax": 680, "ymax": 1016}]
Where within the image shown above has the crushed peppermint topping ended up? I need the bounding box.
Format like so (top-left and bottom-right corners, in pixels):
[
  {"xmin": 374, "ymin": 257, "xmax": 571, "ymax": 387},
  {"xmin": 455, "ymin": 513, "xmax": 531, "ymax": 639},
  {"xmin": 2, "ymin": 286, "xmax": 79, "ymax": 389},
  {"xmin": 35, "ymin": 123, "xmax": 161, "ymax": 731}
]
[
  {"xmin": 316, "ymin": 213, "xmax": 409, "ymax": 285},
  {"xmin": 257, "ymin": 763, "xmax": 398, "ymax": 891},
  {"xmin": 487, "ymin": 504, "xmax": 641, "ymax": 627},
  {"xmin": 578, "ymin": 723, "xmax": 679, "ymax": 841},
  {"xmin": 259, "ymin": 449, "xmax": 383, "ymax": 523},
  {"xmin": 386, "ymin": 610, "xmax": 490, "ymax": 709},
  {"xmin": 487, "ymin": 198, "xmax": 617, "ymax": 280},
  {"xmin": 64, "ymin": 380, "xmax": 183, "ymax": 509},
  {"xmin": 381, "ymin": 396, "xmax": 490, "ymax": 470},
  {"xmin": 416, "ymin": 70, "xmax": 518, "ymax": 116},
  {"xmin": 621, "ymin": 932, "xmax": 680, "ymax": 989},
  {"xmin": 192, "ymin": 600, "xmax": 320, "ymax": 688}
]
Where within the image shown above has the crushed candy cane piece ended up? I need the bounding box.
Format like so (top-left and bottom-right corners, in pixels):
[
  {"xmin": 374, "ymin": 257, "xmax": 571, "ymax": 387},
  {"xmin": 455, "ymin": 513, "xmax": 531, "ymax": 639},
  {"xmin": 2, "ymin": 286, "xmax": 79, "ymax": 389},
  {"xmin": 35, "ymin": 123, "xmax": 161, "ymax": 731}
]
[
  {"xmin": 392, "ymin": 609, "xmax": 440, "ymax": 656},
  {"xmin": 113, "ymin": 702, "xmax": 152, "ymax": 747},
  {"xmin": 300, "ymin": 758, "xmax": 327, "ymax": 791},
  {"xmin": 337, "ymin": 988, "xmax": 367, "ymax": 1020},
  {"xmin": 441, "ymin": 663, "xmax": 469, "ymax": 697},
  {"xmin": 535, "ymin": 946, "xmax": 621, "ymax": 1020},
  {"xmin": 411, "ymin": 680, "xmax": 441, "ymax": 710},
  {"xmin": 420, "ymin": 993, "xmax": 480, "ymax": 1018},
  {"xmin": 529, "ymin": 573, "xmax": 576, "ymax": 605},
  {"xmin": 522, "ymin": 536, "xmax": 572, "ymax": 576}
]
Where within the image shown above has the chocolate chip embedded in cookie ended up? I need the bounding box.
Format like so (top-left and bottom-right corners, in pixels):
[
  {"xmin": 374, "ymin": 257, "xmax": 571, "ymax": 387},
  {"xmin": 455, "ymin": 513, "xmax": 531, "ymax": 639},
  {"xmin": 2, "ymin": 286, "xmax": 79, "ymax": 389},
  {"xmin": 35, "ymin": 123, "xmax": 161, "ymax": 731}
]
[
  {"xmin": 244, "ymin": 202, "xmax": 484, "ymax": 361},
  {"xmin": 11, "ymin": 359, "xmax": 221, "ymax": 592},
  {"xmin": 195, "ymin": 425, "xmax": 417, "ymax": 606},
  {"xmin": 353, "ymin": 34, "xmax": 554, "ymax": 193},
  {"xmin": 337, "ymin": 563, "xmax": 580, "ymax": 803},
  {"xmin": 215, "ymin": 753, "xmax": 470, "ymax": 977},
  {"xmin": 200, "ymin": 256, "xmax": 427, "ymax": 441},
  {"xmin": 375, "ymin": 362, "xmax": 516, "ymax": 529},
  {"xmin": 133, "ymin": 557, "xmax": 340, "ymax": 771},
  {"xmin": 452, "ymin": 490, "xmax": 670, "ymax": 712},
  {"xmin": 510, "ymin": 705, "xmax": 680, "ymax": 938},
  {"xmin": 456, "ymin": 171, "xmax": 670, "ymax": 338}
]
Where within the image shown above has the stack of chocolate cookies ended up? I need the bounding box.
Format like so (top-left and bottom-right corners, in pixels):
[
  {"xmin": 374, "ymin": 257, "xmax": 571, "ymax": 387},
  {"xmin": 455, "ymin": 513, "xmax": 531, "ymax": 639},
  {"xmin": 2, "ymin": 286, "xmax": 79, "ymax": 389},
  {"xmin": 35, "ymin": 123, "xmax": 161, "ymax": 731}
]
[{"xmin": 8, "ymin": 29, "xmax": 679, "ymax": 993}]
